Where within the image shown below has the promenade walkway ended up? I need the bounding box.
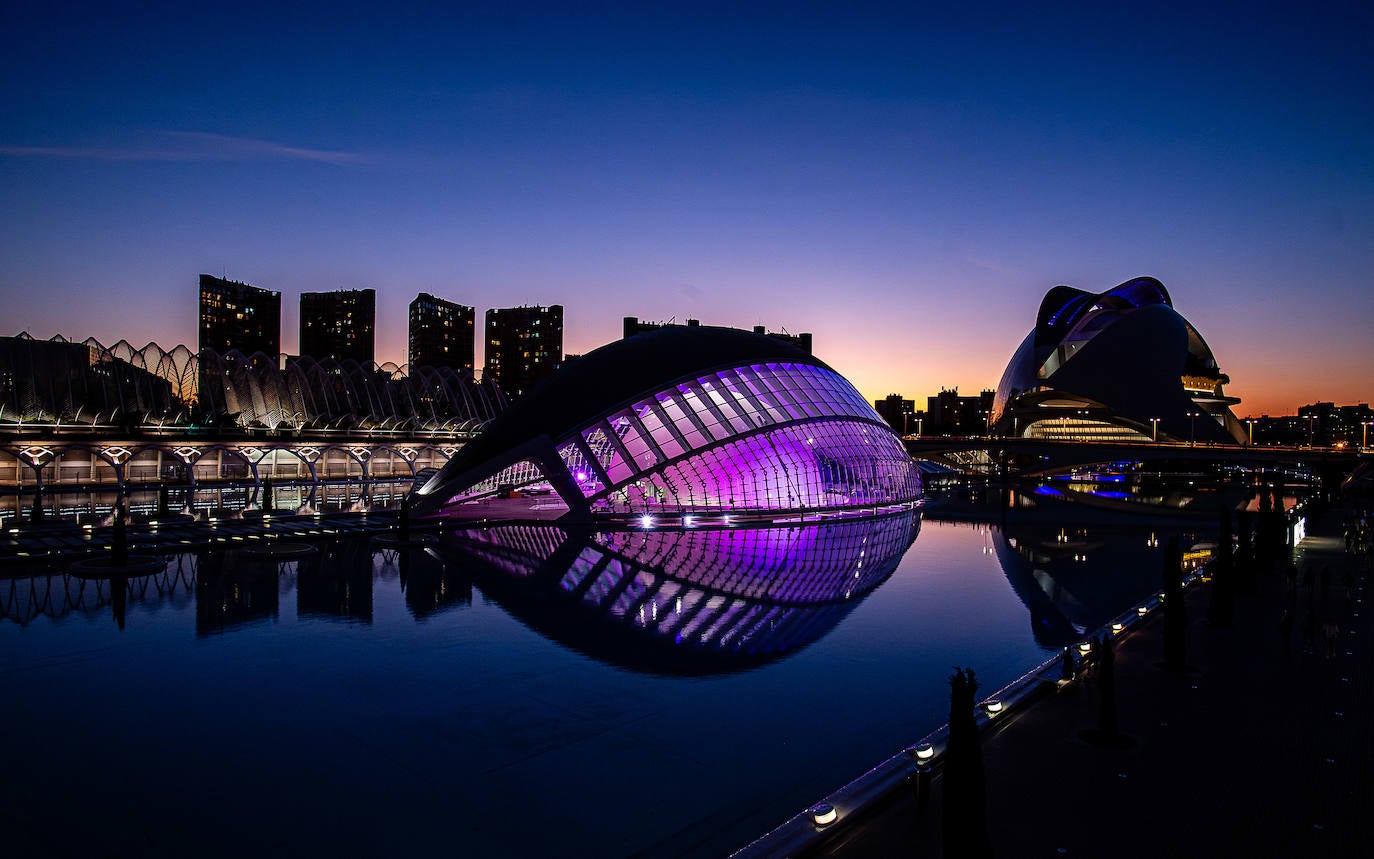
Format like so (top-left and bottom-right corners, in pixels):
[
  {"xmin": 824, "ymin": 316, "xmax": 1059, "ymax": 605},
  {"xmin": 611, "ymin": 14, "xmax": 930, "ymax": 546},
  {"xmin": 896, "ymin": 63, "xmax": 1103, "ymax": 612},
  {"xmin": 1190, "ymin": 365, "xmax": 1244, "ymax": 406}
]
[{"xmin": 807, "ymin": 503, "xmax": 1372, "ymax": 858}]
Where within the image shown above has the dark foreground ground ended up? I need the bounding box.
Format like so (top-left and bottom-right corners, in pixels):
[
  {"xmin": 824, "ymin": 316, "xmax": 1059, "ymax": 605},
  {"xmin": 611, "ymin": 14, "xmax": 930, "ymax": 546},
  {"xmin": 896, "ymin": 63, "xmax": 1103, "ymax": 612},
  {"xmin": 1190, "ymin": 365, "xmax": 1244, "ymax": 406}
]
[{"xmin": 807, "ymin": 502, "xmax": 1372, "ymax": 858}]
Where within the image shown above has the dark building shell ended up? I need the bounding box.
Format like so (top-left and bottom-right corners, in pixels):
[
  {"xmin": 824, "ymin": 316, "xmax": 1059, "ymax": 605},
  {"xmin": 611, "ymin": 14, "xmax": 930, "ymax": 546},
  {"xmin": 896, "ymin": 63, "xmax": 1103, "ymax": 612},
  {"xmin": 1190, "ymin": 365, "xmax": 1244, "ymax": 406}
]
[{"xmin": 990, "ymin": 277, "xmax": 1244, "ymax": 444}]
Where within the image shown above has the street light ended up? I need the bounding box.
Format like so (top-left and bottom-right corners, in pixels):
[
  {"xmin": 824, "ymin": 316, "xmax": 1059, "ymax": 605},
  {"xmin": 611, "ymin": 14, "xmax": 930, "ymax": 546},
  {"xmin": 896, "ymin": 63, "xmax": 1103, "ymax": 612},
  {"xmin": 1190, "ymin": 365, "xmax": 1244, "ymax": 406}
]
[
  {"xmin": 1245, "ymin": 418, "xmax": 1257, "ymax": 447},
  {"xmin": 1305, "ymin": 414, "xmax": 1317, "ymax": 447},
  {"xmin": 1364, "ymin": 420, "xmax": 1373, "ymax": 449},
  {"xmin": 1150, "ymin": 417, "xmax": 1160, "ymax": 443},
  {"xmin": 1188, "ymin": 411, "xmax": 1198, "ymax": 447}
]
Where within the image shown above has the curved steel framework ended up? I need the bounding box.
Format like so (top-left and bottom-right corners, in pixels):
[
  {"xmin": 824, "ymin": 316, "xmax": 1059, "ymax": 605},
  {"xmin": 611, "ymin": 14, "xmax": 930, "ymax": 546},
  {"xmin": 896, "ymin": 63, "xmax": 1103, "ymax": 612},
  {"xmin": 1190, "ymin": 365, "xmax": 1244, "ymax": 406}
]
[
  {"xmin": 0, "ymin": 332, "xmax": 505, "ymax": 435},
  {"xmin": 418, "ymin": 361, "xmax": 920, "ymax": 520}
]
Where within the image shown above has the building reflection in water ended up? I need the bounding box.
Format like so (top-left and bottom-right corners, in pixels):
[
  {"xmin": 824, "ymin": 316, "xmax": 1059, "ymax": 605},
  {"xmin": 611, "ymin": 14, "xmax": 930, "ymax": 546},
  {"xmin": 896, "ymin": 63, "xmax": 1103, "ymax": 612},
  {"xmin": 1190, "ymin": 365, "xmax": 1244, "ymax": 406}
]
[
  {"xmin": 435, "ymin": 510, "xmax": 920, "ymax": 675},
  {"xmin": 389, "ymin": 546, "xmax": 474, "ymax": 620},
  {"xmin": 297, "ymin": 542, "xmax": 375, "ymax": 623},
  {"xmin": 195, "ymin": 550, "xmax": 281, "ymax": 637},
  {"xmin": 990, "ymin": 498, "xmax": 1206, "ymax": 648},
  {"xmin": 1, "ymin": 557, "xmax": 195, "ymax": 627}
]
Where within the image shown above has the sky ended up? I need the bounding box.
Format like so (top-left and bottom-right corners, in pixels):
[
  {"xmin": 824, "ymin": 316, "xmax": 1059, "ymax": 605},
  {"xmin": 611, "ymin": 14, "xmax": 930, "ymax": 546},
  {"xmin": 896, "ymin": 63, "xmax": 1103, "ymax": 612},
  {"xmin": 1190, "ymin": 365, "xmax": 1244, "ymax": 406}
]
[{"xmin": 2, "ymin": 1, "xmax": 1371, "ymax": 417}]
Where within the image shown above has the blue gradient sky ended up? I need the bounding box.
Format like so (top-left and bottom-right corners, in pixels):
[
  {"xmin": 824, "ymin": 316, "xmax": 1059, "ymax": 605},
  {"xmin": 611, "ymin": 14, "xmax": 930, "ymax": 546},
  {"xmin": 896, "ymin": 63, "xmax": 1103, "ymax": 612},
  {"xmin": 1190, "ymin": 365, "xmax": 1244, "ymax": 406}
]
[{"xmin": 3, "ymin": 1, "xmax": 1371, "ymax": 416}]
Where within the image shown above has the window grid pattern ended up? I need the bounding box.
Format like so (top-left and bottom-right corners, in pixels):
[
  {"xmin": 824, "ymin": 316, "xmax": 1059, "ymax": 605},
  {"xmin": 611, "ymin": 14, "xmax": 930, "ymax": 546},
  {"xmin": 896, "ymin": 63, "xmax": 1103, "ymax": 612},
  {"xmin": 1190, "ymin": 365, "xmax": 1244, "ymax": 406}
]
[
  {"xmin": 563, "ymin": 362, "xmax": 917, "ymax": 514},
  {"xmin": 1024, "ymin": 417, "xmax": 1151, "ymax": 443},
  {"xmin": 449, "ymin": 513, "xmax": 917, "ymax": 660},
  {"xmin": 594, "ymin": 419, "xmax": 917, "ymax": 513},
  {"xmin": 557, "ymin": 441, "xmax": 605, "ymax": 497},
  {"xmin": 595, "ymin": 511, "xmax": 916, "ymax": 603},
  {"xmin": 456, "ymin": 525, "xmax": 567, "ymax": 578},
  {"xmin": 444, "ymin": 458, "xmax": 547, "ymax": 504}
]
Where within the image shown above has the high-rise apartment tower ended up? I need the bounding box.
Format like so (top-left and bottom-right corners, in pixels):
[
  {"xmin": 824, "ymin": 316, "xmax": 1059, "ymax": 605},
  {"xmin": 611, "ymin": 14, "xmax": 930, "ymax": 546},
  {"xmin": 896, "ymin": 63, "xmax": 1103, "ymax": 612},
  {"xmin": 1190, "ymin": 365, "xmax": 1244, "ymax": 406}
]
[
  {"xmin": 484, "ymin": 305, "xmax": 563, "ymax": 400},
  {"xmin": 299, "ymin": 288, "xmax": 376, "ymax": 363},
  {"xmin": 198, "ymin": 274, "xmax": 281, "ymax": 356},
  {"xmin": 408, "ymin": 293, "xmax": 475, "ymax": 371}
]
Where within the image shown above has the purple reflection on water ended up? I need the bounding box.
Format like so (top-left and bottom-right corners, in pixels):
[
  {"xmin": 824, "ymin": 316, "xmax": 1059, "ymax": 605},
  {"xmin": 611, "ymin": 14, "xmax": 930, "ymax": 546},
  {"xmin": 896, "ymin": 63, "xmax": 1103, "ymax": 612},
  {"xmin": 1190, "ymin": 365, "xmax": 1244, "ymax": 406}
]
[{"xmin": 444, "ymin": 511, "xmax": 919, "ymax": 669}]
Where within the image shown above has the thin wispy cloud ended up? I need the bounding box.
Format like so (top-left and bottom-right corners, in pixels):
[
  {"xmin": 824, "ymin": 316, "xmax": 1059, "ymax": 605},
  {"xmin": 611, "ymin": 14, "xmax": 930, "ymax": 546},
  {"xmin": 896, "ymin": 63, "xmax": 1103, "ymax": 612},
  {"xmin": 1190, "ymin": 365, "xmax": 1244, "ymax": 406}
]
[
  {"xmin": 966, "ymin": 254, "xmax": 1019, "ymax": 277},
  {"xmin": 0, "ymin": 131, "xmax": 362, "ymax": 164}
]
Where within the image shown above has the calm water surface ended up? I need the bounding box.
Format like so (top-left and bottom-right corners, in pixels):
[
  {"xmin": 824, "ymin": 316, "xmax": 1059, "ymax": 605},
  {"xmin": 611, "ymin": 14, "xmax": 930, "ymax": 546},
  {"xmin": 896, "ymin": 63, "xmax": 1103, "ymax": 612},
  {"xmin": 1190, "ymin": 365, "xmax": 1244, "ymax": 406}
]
[{"xmin": 0, "ymin": 490, "xmax": 1210, "ymax": 857}]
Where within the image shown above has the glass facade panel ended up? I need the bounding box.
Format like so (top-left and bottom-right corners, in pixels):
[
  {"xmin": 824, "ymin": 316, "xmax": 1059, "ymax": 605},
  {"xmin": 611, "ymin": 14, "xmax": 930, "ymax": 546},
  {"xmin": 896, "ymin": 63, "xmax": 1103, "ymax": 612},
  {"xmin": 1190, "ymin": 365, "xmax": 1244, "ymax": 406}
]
[
  {"xmin": 612, "ymin": 409, "xmax": 660, "ymax": 471},
  {"xmin": 581, "ymin": 425, "xmax": 617, "ymax": 474},
  {"xmin": 587, "ymin": 416, "xmax": 917, "ymax": 514},
  {"xmin": 638, "ymin": 401, "xmax": 685, "ymax": 460},
  {"xmin": 558, "ymin": 439, "xmax": 604, "ymax": 497}
]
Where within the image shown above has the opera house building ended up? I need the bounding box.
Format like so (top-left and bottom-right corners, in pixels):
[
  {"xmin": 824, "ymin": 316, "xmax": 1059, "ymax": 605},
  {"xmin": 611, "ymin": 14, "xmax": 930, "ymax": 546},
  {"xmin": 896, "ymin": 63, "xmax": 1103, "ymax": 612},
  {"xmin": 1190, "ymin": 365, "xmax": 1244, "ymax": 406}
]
[
  {"xmin": 412, "ymin": 325, "xmax": 921, "ymax": 522},
  {"xmin": 990, "ymin": 277, "xmax": 1246, "ymax": 444}
]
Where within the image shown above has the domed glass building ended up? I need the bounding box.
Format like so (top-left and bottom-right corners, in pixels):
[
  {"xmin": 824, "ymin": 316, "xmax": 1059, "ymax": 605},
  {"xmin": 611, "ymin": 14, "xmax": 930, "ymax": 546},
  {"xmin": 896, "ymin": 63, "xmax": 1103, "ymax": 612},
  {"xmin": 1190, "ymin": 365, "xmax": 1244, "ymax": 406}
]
[
  {"xmin": 412, "ymin": 325, "xmax": 920, "ymax": 521},
  {"xmin": 990, "ymin": 277, "xmax": 1246, "ymax": 444}
]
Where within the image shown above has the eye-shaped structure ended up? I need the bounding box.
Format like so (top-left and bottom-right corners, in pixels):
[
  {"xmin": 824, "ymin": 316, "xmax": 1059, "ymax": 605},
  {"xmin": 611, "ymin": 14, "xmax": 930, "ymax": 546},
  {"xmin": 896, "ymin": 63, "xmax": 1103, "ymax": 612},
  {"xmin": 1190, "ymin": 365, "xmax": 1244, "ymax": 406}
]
[
  {"xmin": 990, "ymin": 277, "xmax": 1246, "ymax": 444},
  {"xmin": 412, "ymin": 325, "xmax": 920, "ymax": 521}
]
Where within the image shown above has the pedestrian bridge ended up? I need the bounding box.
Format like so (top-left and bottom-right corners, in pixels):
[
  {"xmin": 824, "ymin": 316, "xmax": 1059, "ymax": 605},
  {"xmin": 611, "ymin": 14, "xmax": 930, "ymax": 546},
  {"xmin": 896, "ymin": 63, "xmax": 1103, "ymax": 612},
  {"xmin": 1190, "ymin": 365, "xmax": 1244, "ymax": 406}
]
[{"xmin": 906, "ymin": 437, "xmax": 1364, "ymax": 476}]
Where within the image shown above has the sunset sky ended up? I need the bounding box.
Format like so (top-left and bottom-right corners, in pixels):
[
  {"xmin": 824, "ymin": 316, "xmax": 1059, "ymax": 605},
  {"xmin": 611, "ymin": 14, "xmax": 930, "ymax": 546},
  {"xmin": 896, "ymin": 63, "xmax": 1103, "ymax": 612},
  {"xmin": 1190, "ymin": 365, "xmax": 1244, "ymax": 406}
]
[{"xmin": 2, "ymin": 1, "xmax": 1371, "ymax": 417}]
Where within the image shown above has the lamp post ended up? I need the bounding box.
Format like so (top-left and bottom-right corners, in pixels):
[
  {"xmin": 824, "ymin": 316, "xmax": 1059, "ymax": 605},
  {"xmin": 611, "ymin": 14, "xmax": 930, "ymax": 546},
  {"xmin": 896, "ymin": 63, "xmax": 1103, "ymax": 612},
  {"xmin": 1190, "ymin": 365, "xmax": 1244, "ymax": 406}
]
[
  {"xmin": 1188, "ymin": 411, "xmax": 1198, "ymax": 447},
  {"xmin": 1246, "ymin": 418, "xmax": 1256, "ymax": 447},
  {"xmin": 1363, "ymin": 420, "xmax": 1372, "ymax": 449},
  {"xmin": 1305, "ymin": 414, "xmax": 1317, "ymax": 448},
  {"xmin": 1150, "ymin": 417, "xmax": 1160, "ymax": 443},
  {"xmin": 916, "ymin": 417, "xmax": 923, "ymax": 437}
]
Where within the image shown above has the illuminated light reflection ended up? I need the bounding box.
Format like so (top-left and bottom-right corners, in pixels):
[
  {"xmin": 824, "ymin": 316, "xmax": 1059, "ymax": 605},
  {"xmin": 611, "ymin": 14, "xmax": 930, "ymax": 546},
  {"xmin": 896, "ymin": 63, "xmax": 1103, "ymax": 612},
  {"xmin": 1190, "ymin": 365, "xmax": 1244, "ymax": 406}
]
[{"xmin": 442, "ymin": 512, "xmax": 920, "ymax": 673}]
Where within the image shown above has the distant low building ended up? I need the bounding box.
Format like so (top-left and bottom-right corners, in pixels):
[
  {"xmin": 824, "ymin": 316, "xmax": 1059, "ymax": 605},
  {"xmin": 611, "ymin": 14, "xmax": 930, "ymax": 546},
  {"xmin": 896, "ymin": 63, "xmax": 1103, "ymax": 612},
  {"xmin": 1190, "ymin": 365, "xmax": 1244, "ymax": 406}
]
[
  {"xmin": 624, "ymin": 317, "xmax": 812, "ymax": 355},
  {"xmin": 874, "ymin": 394, "xmax": 915, "ymax": 435},
  {"xmin": 925, "ymin": 388, "xmax": 995, "ymax": 435},
  {"xmin": 1249, "ymin": 402, "xmax": 1374, "ymax": 446},
  {"xmin": 0, "ymin": 334, "xmax": 179, "ymax": 425}
]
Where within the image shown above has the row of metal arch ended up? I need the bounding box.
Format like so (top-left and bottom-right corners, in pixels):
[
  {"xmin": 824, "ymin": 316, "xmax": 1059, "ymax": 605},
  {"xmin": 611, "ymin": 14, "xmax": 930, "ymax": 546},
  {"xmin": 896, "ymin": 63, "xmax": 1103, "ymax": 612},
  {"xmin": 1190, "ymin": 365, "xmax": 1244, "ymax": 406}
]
[
  {"xmin": 1, "ymin": 332, "xmax": 505, "ymax": 432},
  {"xmin": 1, "ymin": 441, "xmax": 455, "ymax": 491}
]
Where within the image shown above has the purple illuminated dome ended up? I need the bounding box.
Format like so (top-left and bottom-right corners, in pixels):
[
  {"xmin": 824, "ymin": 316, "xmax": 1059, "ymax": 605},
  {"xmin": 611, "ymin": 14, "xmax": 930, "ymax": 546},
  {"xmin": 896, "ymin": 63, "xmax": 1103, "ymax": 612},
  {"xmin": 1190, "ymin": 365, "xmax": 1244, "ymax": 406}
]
[
  {"xmin": 990, "ymin": 277, "xmax": 1246, "ymax": 444},
  {"xmin": 412, "ymin": 325, "xmax": 920, "ymax": 521}
]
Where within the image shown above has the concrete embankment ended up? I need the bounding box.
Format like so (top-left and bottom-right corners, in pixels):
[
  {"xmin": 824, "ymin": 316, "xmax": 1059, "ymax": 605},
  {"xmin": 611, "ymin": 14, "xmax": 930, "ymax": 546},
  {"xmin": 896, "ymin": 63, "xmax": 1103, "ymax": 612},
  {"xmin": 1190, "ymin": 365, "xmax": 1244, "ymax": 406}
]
[{"xmin": 738, "ymin": 501, "xmax": 1372, "ymax": 858}]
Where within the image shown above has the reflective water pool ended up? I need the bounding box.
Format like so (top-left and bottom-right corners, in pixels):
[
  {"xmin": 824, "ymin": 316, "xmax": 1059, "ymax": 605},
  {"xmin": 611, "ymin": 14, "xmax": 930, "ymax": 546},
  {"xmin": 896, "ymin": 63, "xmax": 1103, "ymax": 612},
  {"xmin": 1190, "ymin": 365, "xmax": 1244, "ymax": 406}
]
[{"xmin": 0, "ymin": 491, "xmax": 1212, "ymax": 857}]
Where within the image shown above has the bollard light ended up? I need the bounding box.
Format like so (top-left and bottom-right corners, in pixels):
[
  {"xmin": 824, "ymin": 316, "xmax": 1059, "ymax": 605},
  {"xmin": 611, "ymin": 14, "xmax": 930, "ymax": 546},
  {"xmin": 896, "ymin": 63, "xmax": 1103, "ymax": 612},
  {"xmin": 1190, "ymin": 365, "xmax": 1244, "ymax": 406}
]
[
  {"xmin": 913, "ymin": 742, "xmax": 935, "ymax": 764},
  {"xmin": 1110, "ymin": 622, "xmax": 1124, "ymax": 634},
  {"xmin": 1137, "ymin": 606, "xmax": 1149, "ymax": 617},
  {"xmin": 1078, "ymin": 641, "xmax": 1093, "ymax": 656},
  {"xmin": 809, "ymin": 803, "xmax": 837, "ymax": 827},
  {"xmin": 984, "ymin": 699, "xmax": 1004, "ymax": 717}
]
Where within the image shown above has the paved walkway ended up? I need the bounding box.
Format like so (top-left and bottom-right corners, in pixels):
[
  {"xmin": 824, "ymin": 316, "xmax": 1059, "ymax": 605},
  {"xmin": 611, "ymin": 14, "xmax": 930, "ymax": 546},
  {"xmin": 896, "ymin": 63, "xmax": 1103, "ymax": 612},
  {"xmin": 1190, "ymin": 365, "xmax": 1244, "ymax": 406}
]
[
  {"xmin": 0, "ymin": 510, "xmax": 428, "ymax": 571},
  {"xmin": 808, "ymin": 503, "xmax": 1372, "ymax": 858}
]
